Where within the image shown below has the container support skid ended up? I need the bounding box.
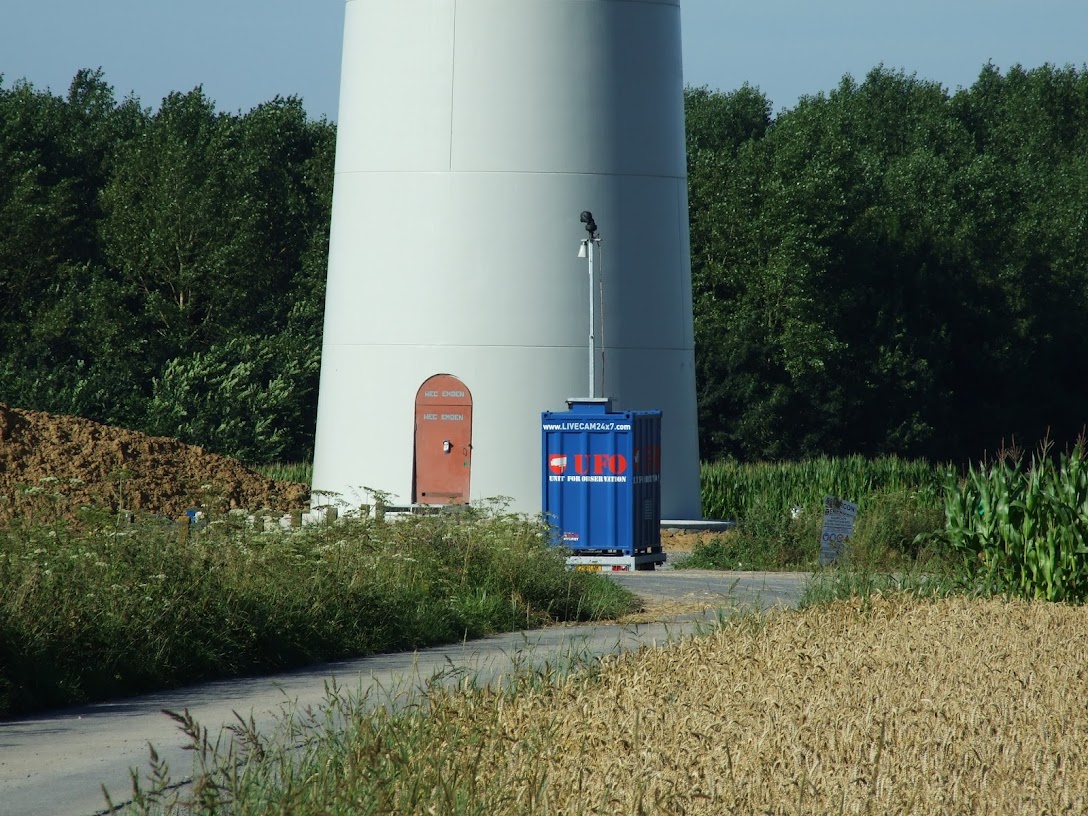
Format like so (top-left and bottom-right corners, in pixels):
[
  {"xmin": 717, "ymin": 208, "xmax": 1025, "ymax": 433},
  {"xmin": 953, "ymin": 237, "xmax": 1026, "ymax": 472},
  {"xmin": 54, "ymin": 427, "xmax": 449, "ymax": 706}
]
[{"xmin": 566, "ymin": 551, "xmax": 666, "ymax": 572}]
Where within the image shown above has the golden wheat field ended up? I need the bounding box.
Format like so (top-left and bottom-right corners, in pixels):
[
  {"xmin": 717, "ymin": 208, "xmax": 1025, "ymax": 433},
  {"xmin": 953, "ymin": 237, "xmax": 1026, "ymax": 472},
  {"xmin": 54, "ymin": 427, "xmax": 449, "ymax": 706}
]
[{"xmin": 344, "ymin": 596, "xmax": 1088, "ymax": 815}]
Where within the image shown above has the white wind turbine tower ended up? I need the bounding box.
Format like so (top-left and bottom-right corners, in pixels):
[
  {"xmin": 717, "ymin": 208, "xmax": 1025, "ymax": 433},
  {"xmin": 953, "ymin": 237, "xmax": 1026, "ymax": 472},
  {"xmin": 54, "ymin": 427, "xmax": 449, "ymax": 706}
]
[{"xmin": 311, "ymin": 0, "xmax": 701, "ymax": 520}]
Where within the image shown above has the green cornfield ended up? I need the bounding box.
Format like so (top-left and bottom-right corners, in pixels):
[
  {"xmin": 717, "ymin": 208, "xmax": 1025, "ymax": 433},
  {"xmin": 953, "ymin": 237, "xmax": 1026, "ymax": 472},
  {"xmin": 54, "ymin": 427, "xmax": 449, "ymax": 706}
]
[
  {"xmin": 941, "ymin": 442, "xmax": 1088, "ymax": 602},
  {"xmin": 700, "ymin": 455, "xmax": 945, "ymax": 521}
]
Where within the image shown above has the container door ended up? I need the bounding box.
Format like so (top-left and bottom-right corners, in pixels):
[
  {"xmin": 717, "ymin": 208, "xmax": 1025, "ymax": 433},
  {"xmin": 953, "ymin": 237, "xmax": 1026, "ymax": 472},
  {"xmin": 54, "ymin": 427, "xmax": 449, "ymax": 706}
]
[{"xmin": 413, "ymin": 374, "xmax": 473, "ymax": 504}]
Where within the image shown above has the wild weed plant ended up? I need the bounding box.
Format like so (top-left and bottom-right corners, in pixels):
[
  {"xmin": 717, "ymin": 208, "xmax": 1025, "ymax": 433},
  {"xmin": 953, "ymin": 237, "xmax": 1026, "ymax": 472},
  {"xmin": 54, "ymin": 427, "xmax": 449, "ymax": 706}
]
[
  {"xmin": 0, "ymin": 491, "xmax": 634, "ymax": 718},
  {"xmin": 681, "ymin": 503, "xmax": 823, "ymax": 571}
]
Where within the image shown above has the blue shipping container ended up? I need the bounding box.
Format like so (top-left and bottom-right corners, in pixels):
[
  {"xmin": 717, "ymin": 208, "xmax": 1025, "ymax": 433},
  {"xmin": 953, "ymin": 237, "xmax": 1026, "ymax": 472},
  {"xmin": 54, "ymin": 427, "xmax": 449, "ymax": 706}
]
[{"xmin": 541, "ymin": 399, "xmax": 662, "ymax": 554}]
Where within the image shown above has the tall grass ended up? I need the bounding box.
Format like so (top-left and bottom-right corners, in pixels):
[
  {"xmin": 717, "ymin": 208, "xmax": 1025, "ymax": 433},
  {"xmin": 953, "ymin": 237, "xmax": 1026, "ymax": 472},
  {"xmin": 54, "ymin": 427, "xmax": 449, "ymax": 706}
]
[{"xmin": 0, "ymin": 500, "xmax": 634, "ymax": 718}]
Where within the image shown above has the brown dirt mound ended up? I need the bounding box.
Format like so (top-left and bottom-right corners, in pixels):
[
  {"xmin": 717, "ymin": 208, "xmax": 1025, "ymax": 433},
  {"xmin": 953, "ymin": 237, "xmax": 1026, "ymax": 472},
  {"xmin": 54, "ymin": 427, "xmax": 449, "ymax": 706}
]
[
  {"xmin": 659, "ymin": 529, "xmax": 711, "ymax": 552},
  {"xmin": 0, "ymin": 404, "xmax": 309, "ymax": 522}
]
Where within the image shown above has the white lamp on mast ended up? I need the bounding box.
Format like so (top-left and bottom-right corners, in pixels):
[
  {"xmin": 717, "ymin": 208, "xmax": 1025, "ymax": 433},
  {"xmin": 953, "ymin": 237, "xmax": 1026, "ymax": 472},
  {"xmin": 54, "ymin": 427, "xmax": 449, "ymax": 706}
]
[{"xmin": 579, "ymin": 210, "xmax": 599, "ymax": 399}]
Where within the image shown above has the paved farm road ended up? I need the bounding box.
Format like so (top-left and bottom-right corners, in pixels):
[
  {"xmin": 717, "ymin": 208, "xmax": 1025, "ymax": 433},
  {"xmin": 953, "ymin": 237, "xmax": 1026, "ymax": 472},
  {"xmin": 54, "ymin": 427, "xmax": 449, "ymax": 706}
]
[{"xmin": 0, "ymin": 570, "xmax": 809, "ymax": 816}]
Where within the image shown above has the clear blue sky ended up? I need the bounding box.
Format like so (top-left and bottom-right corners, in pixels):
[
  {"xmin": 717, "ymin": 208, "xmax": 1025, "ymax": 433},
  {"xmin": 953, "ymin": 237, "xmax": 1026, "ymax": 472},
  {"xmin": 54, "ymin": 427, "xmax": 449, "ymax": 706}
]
[{"xmin": 1, "ymin": 0, "xmax": 1086, "ymax": 121}]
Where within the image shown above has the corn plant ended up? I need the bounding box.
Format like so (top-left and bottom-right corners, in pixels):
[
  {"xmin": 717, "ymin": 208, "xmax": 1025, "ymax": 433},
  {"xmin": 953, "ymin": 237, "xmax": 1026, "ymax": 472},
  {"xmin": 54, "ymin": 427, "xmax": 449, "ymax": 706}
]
[
  {"xmin": 253, "ymin": 461, "xmax": 313, "ymax": 485},
  {"xmin": 941, "ymin": 442, "xmax": 1088, "ymax": 602}
]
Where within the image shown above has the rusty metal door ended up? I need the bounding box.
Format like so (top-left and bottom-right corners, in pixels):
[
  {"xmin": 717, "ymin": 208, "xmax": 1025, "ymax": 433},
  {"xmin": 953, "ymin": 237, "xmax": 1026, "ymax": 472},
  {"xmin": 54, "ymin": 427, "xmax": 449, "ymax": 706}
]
[{"xmin": 413, "ymin": 374, "xmax": 473, "ymax": 504}]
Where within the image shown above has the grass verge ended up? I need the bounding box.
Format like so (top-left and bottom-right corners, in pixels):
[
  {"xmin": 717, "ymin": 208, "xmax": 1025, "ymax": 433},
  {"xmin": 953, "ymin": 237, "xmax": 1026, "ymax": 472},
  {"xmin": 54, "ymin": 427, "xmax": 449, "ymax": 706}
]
[{"xmin": 0, "ymin": 506, "xmax": 635, "ymax": 718}]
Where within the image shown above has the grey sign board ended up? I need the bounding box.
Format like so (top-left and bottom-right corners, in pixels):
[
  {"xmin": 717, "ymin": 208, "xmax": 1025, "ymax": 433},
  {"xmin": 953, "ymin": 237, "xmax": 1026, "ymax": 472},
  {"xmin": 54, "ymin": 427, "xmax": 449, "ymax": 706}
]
[{"xmin": 819, "ymin": 495, "xmax": 857, "ymax": 566}]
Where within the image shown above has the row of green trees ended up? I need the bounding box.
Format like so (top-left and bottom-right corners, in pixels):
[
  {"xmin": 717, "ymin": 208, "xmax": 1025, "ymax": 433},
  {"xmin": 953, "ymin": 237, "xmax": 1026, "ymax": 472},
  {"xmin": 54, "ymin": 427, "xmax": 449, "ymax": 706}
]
[
  {"xmin": 1, "ymin": 63, "xmax": 1086, "ymax": 465},
  {"xmin": 0, "ymin": 69, "xmax": 332, "ymax": 462},
  {"xmin": 687, "ymin": 63, "xmax": 1088, "ymax": 463}
]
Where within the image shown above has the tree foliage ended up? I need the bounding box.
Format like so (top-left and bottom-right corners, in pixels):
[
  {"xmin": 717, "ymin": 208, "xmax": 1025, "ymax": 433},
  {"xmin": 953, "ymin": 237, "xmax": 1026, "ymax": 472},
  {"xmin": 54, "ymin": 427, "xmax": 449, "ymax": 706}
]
[
  {"xmin": 688, "ymin": 63, "xmax": 1088, "ymax": 464},
  {"xmin": 0, "ymin": 73, "xmax": 332, "ymax": 461},
  {"xmin": 1, "ymin": 64, "xmax": 1087, "ymax": 466}
]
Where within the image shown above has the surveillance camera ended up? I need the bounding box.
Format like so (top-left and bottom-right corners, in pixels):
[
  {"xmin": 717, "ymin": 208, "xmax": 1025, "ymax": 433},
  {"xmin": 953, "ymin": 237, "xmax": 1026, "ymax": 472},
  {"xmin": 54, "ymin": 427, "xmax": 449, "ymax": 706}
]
[{"xmin": 579, "ymin": 210, "xmax": 597, "ymax": 236}]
